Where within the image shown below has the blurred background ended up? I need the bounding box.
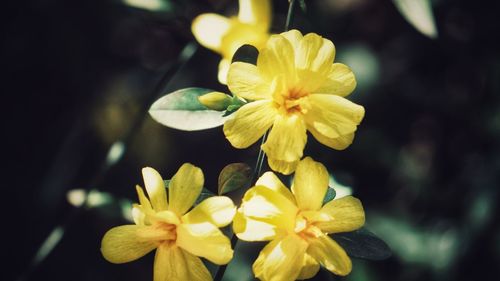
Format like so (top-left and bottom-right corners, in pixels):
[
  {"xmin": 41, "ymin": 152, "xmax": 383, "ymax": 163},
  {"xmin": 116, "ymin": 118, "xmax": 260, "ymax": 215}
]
[{"xmin": 3, "ymin": 0, "xmax": 500, "ymax": 280}]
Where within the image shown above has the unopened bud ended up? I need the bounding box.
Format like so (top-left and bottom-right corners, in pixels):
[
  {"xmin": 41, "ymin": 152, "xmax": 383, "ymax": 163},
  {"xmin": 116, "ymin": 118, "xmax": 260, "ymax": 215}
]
[{"xmin": 198, "ymin": 91, "xmax": 232, "ymax": 111}]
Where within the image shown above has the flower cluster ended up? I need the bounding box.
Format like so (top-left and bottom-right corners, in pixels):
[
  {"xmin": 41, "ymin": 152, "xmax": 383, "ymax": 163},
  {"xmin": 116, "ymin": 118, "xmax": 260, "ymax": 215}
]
[
  {"xmin": 101, "ymin": 1, "xmax": 375, "ymax": 281},
  {"xmin": 224, "ymin": 29, "xmax": 364, "ymax": 174},
  {"xmin": 101, "ymin": 165, "xmax": 235, "ymax": 281}
]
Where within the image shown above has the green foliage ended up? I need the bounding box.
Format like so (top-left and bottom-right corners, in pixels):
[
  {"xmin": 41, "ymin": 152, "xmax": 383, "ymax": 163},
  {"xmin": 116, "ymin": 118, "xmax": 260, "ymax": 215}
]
[
  {"xmin": 393, "ymin": 0, "xmax": 438, "ymax": 38},
  {"xmin": 322, "ymin": 187, "xmax": 337, "ymax": 205},
  {"xmin": 231, "ymin": 44, "xmax": 259, "ymax": 65},
  {"xmin": 331, "ymin": 228, "xmax": 392, "ymax": 261},
  {"xmin": 222, "ymin": 96, "xmax": 246, "ymax": 116},
  {"xmin": 218, "ymin": 163, "xmax": 253, "ymax": 195},
  {"xmin": 149, "ymin": 87, "xmax": 228, "ymax": 131}
]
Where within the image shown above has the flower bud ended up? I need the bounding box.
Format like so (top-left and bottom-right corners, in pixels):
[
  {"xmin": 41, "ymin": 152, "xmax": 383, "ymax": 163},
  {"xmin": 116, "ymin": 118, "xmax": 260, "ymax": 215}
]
[{"xmin": 198, "ymin": 91, "xmax": 232, "ymax": 111}]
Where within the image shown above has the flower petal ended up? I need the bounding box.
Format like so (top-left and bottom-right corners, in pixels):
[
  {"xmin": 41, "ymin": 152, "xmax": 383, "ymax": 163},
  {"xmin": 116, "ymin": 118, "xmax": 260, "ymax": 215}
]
[
  {"xmin": 154, "ymin": 244, "xmax": 211, "ymax": 281},
  {"xmin": 309, "ymin": 127, "xmax": 355, "ymax": 150},
  {"xmin": 238, "ymin": 0, "xmax": 271, "ymax": 29},
  {"xmin": 142, "ymin": 167, "xmax": 168, "ymax": 212},
  {"xmin": 262, "ymin": 114, "xmax": 307, "ymax": 163},
  {"xmin": 191, "ymin": 13, "xmax": 231, "ymax": 52},
  {"xmin": 253, "ymin": 235, "xmax": 308, "ymax": 281},
  {"xmin": 101, "ymin": 225, "xmax": 157, "ymax": 264},
  {"xmin": 168, "ymin": 163, "xmax": 204, "ymax": 216},
  {"xmin": 176, "ymin": 222, "xmax": 233, "ymax": 265},
  {"xmin": 223, "ymin": 100, "xmax": 276, "ymax": 149},
  {"xmin": 227, "ymin": 62, "xmax": 271, "ymax": 101},
  {"xmin": 314, "ymin": 63, "xmax": 357, "ymax": 97},
  {"xmin": 257, "ymin": 34, "xmax": 296, "ymax": 85},
  {"xmin": 182, "ymin": 196, "xmax": 236, "ymax": 227},
  {"xmin": 297, "ymin": 254, "xmax": 320, "ymax": 280},
  {"xmin": 240, "ymin": 185, "xmax": 298, "ymax": 232},
  {"xmin": 256, "ymin": 171, "xmax": 295, "ymax": 203},
  {"xmin": 314, "ymin": 196, "xmax": 365, "ymax": 233},
  {"xmin": 233, "ymin": 208, "xmax": 280, "ymax": 241},
  {"xmin": 294, "ymin": 33, "xmax": 335, "ymax": 93},
  {"xmin": 218, "ymin": 58, "xmax": 231, "ymax": 84},
  {"xmin": 307, "ymin": 229, "xmax": 352, "ymax": 276},
  {"xmin": 291, "ymin": 157, "xmax": 329, "ymax": 211},
  {"xmin": 267, "ymin": 157, "xmax": 299, "ymax": 175},
  {"xmin": 295, "ymin": 33, "xmax": 335, "ymax": 74},
  {"xmin": 281, "ymin": 29, "xmax": 303, "ymax": 53},
  {"xmin": 305, "ymin": 93, "xmax": 364, "ymax": 143}
]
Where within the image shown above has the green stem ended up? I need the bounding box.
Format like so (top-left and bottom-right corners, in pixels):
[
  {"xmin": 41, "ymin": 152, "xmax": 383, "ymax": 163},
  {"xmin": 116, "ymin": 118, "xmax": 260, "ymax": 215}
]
[
  {"xmin": 253, "ymin": 130, "xmax": 269, "ymax": 181},
  {"xmin": 285, "ymin": 0, "xmax": 297, "ymax": 31}
]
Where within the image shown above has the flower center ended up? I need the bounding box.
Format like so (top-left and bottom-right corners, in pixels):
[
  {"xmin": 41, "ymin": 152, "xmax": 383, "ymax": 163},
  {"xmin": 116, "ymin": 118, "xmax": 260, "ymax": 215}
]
[
  {"xmin": 275, "ymin": 87, "xmax": 311, "ymax": 115},
  {"xmin": 137, "ymin": 221, "xmax": 177, "ymax": 245},
  {"xmin": 294, "ymin": 213, "xmax": 321, "ymax": 240}
]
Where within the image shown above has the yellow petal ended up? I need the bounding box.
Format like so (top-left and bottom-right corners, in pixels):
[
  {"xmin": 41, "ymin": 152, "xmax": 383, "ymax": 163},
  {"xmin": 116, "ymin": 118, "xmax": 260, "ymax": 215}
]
[
  {"xmin": 309, "ymin": 127, "xmax": 355, "ymax": 150},
  {"xmin": 307, "ymin": 229, "xmax": 352, "ymax": 276},
  {"xmin": 218, "ymin": 58, "xmax": 231, "ymax": 85},
  {"xmin": 238, "ymin": 0, "xmax": 271, "ymax": 29},
  {"xmin": 305, "ymin": 93, "xmax": 364, "ymax": 147},
  {"xmin": 176, "ymin": 222, "xmax": 233, "ymax": 265},
  {"xmin": 314, "ymin": 196, "xmax": 365, "ymax": 233},
  {"xmin": 291, "ymin": 157, "xmax": 329, "ymax": 211},
  {"xmin": 262, "ymin": 113, "xmax": 307, "ymax": 163},
  {"xmin": 314, "ymin": 63, "xmax": 357, "ymax": 97},
  {"xmin": 240, "ymin": 186, "xmax": 298, "ymax": 232},
  {"xmin": 281, "ymin": 29, "xmax": 303, "ymax": 53},
  {"xmin": 132, "ymin": 205, "xmax": 146, "ymax": 225},
  {"xmin": 267, "ymin": 157, "xmax": 299, "ymax": 175},
  {"xmin": 223, "ymin": 100, "xmax": 276, "ymax": 149},
  {"xmin": 257, "ymin": 34, "xmax": 296, "ymax": 84},
  {"xmin": 253, "ymin": 235, "xmax": 308, "ymax": 281},
  {"xmin": 256, "ymin": 171, "xmax": 295, "ymax": 203},
  {"xmin": 220, "ymin": 21, "xmax": 269, "ymax": 59},
  {"xmin": 295, "ymin": 33, "xmax": 335, "ymax": 74},
  {"xmin": 135, "ymin": 185, "xmax": 152, "ymax": 210},
  {"xmin": 182, "ymin": 196, "xmax": 236, "ymax": 227},
  {"xmin": 101, "ymin": 225, "xmax": 157, "ymax": 264},
  {"xmin": 154, "ymin": 244, "xmax": 212, "ymax": 281},
  {"xmin": 297, "ymin": 254, "xmax": 320, "ymax": 280},
  {"xmin": 154, "ymin": 210, "xmax": 181, "ymax": 225},
  {"xmin": 227, "ymin": 62, "xmax": 271, "ymax": 101},
  {"xmin": 142, "ymin": 167, "xmax": 168, "ymax": 212},
  {"xmin": 168, "ymin": 163, "xmax": 204, "ymax": 216},
  {"xmin": 294, "ymin": 33, "xmax": 335, "ymax": 93},
  {"xmin": 191, "ymin": 13, "xmax": 231, "ymax": 52},
  {"xmin": 233, "ymin": 208, "xmax": 280, "ymax": 241}
]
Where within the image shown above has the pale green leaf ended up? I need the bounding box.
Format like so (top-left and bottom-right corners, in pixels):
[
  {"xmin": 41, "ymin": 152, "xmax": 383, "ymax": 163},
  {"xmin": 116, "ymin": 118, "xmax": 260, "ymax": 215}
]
[
  {"xmin": 393, "ymin": 0, "xmax": 438, "ymax": 39},
  {"xmin": 149, "ymin": 88, "xmax": 228, "ymax": 131}
]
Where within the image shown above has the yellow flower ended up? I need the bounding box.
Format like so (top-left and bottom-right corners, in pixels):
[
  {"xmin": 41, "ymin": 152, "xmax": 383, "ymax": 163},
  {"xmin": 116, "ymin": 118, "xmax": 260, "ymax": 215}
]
[
  {"xmin": 192, "ymin": 0, "xmax": 271, "ymax": 84},
  {"xmin": 101, "ymin": 164, "xmax": 236, "ymax": 281},
  {"xmin": 233, "ymin": 157, "xmax": 365, "ymax": 281},
  {"xmin": 223, "ymin": 29, "xmax": 365, "ymax": 175}
]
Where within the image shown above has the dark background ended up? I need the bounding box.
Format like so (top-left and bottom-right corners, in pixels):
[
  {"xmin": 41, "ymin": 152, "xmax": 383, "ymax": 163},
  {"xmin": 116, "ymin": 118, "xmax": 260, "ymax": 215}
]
[{"xmin": 3, "ymin": 0, "xmax": 500, "ymax": 280}]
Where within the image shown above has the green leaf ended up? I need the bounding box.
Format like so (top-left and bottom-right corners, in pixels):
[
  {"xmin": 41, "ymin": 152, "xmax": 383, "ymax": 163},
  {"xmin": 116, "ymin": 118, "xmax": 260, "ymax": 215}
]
[
  {"xmin": 393, "ymin": 0, "xmax": 438, "ymax": 39},
  {"xmin": 322, "ymin": 187, "xmax": 336, "ymax": 205},
  {"xmin": 331, "ymin": 228, "xmax": 392, "ymax": 261},
  {"xmin": 231, "ymin": 44, "xmax": 259, "ymax": 65},
  {"xmin": 149, "ymin": 87, "xmax": 228, "ymax": 131},
  {"xmin": 223, "ymin": 96, "xmax": 246, "ymax": 116},
  {"xmin": 123, "ymin": 0, "xmax": 173, "ymax": 12},
  {"xmin": 163, "ymin": 180, "xmax": 215, "ymax": 205},
  {"xmin": 218, "ymin": 163, "xmax": 253, "ymax": 195}
]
